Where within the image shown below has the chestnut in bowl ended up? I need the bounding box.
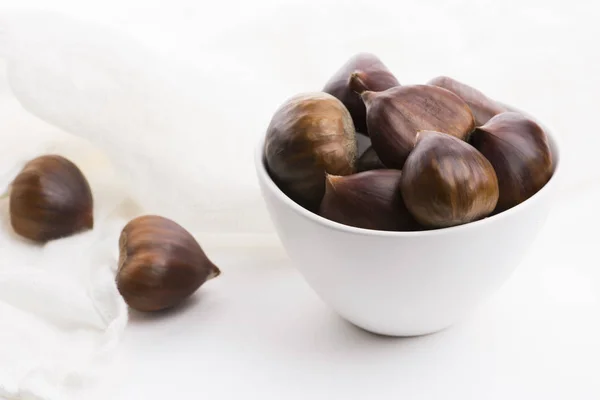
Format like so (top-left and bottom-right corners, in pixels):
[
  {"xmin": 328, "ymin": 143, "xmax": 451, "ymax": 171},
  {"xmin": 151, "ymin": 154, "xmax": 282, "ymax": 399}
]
[{"xmin": 254, "ymin": 108, "xmax": 561, "ymax": 336}]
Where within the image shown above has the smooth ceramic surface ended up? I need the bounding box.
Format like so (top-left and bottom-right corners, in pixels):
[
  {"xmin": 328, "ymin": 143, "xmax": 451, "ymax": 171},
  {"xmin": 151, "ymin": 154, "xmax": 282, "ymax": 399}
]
[{"xmin": 255, "ymin": 122, "xmax": 562, "ymax": 336}]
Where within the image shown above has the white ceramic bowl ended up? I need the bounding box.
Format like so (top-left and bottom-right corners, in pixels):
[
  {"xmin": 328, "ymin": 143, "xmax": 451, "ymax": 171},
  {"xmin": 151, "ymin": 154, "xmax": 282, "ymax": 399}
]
[{"xmin": 255, "ymin": 117, "xmax": 562, "ymax": 336}]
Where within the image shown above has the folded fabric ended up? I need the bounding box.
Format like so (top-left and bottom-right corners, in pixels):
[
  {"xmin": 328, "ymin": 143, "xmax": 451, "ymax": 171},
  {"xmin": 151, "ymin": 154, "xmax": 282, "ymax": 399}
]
[
  {"xmin": 0, "ymin": 10, "xmax": 277, "ymax": 243},
  {"xmin": 0, "ymin": 10, "xmax": 279, "ymax": 399},
  {"xmin": 0, "ymin": 84, "xmax": 137, "ymax": 399}
]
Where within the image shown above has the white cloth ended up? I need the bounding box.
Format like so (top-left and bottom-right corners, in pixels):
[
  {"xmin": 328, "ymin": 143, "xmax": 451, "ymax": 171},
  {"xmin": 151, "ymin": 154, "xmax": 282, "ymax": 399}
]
[
  {"xmin": 0, "ymin": 9, "xmax": 283, "ymax": 400},
  {"xmin": 0, "ymin": 96, "xmax": 133, "ymax": 400},
  {"xmin": 0, "ymin": 11, "xmax": 223, "ymax": 400},
  {"xmin": 0, "ymin": 10, "xmax": 277, "ymax": 241}
]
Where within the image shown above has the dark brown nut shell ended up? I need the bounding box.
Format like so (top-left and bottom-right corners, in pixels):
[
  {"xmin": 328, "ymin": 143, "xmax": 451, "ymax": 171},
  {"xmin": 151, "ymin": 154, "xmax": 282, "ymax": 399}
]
[
  {"xmin": 428, "ymin": 76, "xmax": 507, "ymax": 127},
  {"xmin": 362, "ymin": 85, "xmax": 475, "ymax": 169},
  {"xmin": 319, "ymin": 169, "xmax": 420, "ymax": 231},
  {"xmin": 323, "ymin": 52, "xmax": 399, "ymax": 136},
  {"xmin": 117, "ymin": 215, "xmax": 221, "ymax": 312},
  {"xmin": 470, "ymin": 112, "xmax": 553, "ymax": 212},
  {"xmin": 264, "ymin": 92, "xmax": 357, "ymax": 212},
  {"xmin": 400, "ymin": 131, "xmax": 499, "ymax": 228},
  {"xmin": 9, "ymin": 155, "xmax": 94, "ymax": 243}
]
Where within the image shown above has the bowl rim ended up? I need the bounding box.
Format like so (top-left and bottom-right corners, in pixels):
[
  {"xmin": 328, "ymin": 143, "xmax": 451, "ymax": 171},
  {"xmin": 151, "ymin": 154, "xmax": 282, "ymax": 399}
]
[{"xmin": 255, "ymin": 109, "xmax": 563, "ymax": 238}]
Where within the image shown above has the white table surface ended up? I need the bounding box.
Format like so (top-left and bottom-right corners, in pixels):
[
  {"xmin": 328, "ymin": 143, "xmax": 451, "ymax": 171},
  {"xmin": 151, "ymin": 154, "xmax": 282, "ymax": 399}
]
[
  {"xmin": 107, "ymin": 186, "xmax": 600, "ymax": 400},
  {"xmin": 2, "ymin": 0, "xmax": 599, "ymax": 398}
]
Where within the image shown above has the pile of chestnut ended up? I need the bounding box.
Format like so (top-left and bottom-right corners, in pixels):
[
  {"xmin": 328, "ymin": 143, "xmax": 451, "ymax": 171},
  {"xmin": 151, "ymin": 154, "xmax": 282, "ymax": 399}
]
[
  {"xmin": 6, "ymin": 155, "xmax": 219, "ymax": 312},
  {"xmin": 264, "ymin": 53, "xmax": 554, "ymax": 231}
]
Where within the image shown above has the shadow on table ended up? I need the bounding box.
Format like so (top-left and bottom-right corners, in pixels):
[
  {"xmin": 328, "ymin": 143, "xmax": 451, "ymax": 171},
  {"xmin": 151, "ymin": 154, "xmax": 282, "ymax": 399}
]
[
  {"xmin": 127, "ymin": 293, "xmax": 206, "ymax": 323},
  {"xmin": 124, "ymin": 254, "xmax": 463, "ymax": 367}
]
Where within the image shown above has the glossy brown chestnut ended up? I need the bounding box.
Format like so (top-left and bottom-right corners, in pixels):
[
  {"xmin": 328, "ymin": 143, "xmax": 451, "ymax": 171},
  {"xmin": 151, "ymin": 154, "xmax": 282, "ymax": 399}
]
[
  {"xmin": 117, "ymin": 215, "xmax": 221, "ymax": 312},
  {"xmin": 323, "ymin": 52, "xmax": 399, "ymax": 136},
  {"xmin": 356, "ymin": 146, "xmax": 386, "ymax": 172},
  {"xmin": 264, "ymin": 92, "xmax": 357, "ymax": 212},
  {"xmin": 319, "ymin": 170, "xmax": 420, "ymax": 231},
  {"xmin": 428, "ymin": 76, "xmax": 507, "ymax": 126},
  {"xmin": 470, "ymin": 112, "xmax": 553, "ymax": 212},
  {"xmin": 360, "ymin": 84, "xmax": 475, "ymax": 169},
  {"xmin": 400, "ymin": 131, "xmax": 499, "ymax": 228},
  {"xmin": 9, "ymin": 155, "xmax": 93, "ymax": 243}
]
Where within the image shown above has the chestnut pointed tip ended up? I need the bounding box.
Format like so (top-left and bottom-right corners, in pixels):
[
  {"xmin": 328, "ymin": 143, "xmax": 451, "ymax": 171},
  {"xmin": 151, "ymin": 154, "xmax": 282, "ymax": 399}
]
[
  {"xmin": 415, "ymin": 130, "xmax": 440, "ymax": 144},
  {"xmin": 325, "ymin": 173, "xmax": 344, "ymax": 186},
  {"xmin": 349, "ymin": 71, "xmax": 369, "ymax": 95},
  {"xmin": 415, "ymin": 130, "xmax": 423, "ymax": 142},
  {"xmin": 360, "ymin": 90, "xmax": 375, "ymax": 103},
  {"xmin": 427, "ymin": 75, "xmax": 452, "ymax": 86},
  {"xmin": 208, "ymin": 264, "xmax": 221, "ymax": 280}
]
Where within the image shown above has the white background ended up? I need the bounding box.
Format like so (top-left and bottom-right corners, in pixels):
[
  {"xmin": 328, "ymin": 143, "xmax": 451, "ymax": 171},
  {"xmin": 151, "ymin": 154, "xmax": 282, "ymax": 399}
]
[{"xmin": 1, "ymin": 0, "xmax": 599, "ymax": 399}]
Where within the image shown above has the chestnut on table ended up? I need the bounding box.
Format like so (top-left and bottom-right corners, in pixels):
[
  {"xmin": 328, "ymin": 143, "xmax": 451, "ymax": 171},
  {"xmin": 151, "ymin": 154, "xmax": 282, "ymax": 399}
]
[{"xmin": 117, "ymin": 215, "xmax": 221, "ymax": 313}]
